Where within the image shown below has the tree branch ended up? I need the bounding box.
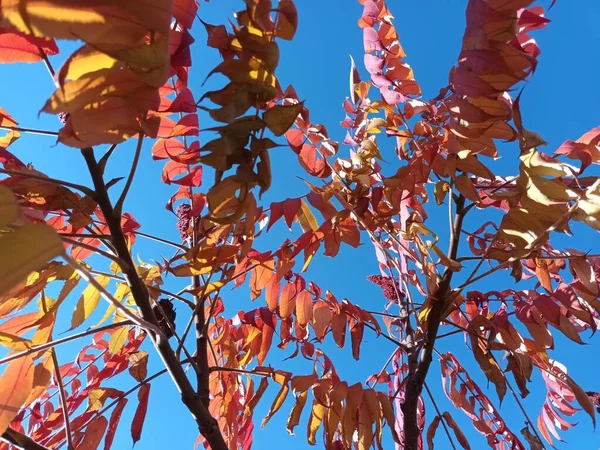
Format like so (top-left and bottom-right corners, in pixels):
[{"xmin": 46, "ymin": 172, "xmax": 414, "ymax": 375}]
[
  {"xmin": 402, "ymin": 194, "xmax": 466, "ymax": 450},
  {"xmin": 114, "ymin": 133, "xmax": 143, "ymax": 215},
  {"xmin": 80, "ymin": 147, "xmax": 227, "ymax": 450}
]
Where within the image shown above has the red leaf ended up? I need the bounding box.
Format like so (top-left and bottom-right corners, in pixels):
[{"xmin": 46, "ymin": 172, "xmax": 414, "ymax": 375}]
[
  {"xmin": 0, "ymin": 28, "xmax": 58, "ymax": 64},
  {"xmin": 77, "ymin": 416, "xmax": 108, "ymax": 450},
  {"xmin": 104, "ymin": 398, "xmax": 128, "ymax": 450},
  {"xmin": 173, "ymin": 0, "xmax": 198, "ymax": 29},
  {"xmin": 131, "ymin": 383, "xmax": 150, "ymax": 445},
  {"xmin": 170, "ymin": 114, "xmax": 199, "ymax": 137},
  {"xmin": 283, "ymin": 198, "xmax": 302, "ymax": 228}
]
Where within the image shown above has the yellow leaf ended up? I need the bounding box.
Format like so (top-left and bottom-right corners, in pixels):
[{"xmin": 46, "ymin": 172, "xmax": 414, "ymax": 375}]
[
  {"xmin": 263, "ymin": 103, "xmax": 304, "ymax": 136},
  {"xmin": 262, "ymin": 372, "xmax": 291, "ymax": 427},
  {"xmin": 307, "ymin": 399, "xmax": 327, "ymax": 445},
  {"xmin": 71, "ymin": 275, "xmax": 110, "ymax": 329},
  {"xmin": 0, "ymin": 354, "xmax": 35, "ymax": 435},
  {"xmin": 296, "ymin": 200, "xmax": 319, "ymax": 232},
  {"xmin": 108, "ymin": 326, "xmax": 129, "ymax": 355},
  {"xmin": 0, "ymin": 223, "xmax": 63, "ymax": 296},
  {"xmin": 24, "ymin": 353, "xmax": 53, "ymax": 407},
  {"xmin": 1, "ymin": 0, "xmax": 171, "ymax": 45},
  {"xmin": 0, "ymin": 186, "xmax": 17, "ymax": 228}
]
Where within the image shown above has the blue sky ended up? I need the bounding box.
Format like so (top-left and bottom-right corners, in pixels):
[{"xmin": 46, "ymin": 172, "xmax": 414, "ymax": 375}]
[{"xmin": 2, "ymin": 0, "xmax": 600, "ymax": 449}]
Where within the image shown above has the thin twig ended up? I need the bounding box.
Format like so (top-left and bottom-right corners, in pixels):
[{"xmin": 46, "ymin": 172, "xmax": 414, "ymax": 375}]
[
  {"xmin": 0, "ymin": 321, "xmax": 131, "ymax": 366},
  {"xmin": 134, "ymin": 230, "xmax": 188, "ymax": 250},
  {"xmin": 60, "ymin": 237, "xmax": 124, "ymax": 266},
  {"xmin": 0, "ymin": 168, "xmax": 95, "ymax": 197},
  {"xmin": 114, "ymin": 133, "xmax": 144, "ymax": 215},
  {"xmin": 40, "ymin": 293, "xmax": 73, "ymax": 450},
  {"xmin": 424, "ymin": 382, "xmax": 458, "ymax": 450},
  {"xmin": 0, "ymin": 125, "xmax": 59, "ymax": 137}
]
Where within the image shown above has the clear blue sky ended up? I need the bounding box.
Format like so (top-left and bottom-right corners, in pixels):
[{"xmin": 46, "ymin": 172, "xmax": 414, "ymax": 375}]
[{"xmin": 2, "ymin": 0, "xmax": 600, "ymax": 449}]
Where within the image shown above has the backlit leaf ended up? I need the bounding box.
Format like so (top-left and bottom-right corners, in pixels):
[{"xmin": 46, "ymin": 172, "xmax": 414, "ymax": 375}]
[
  {"xmin": 0, "ymin": 354, "xmax": 34, "ymax": 434},
  {"xmin": 0, "ymin": 223, "xmax": 63, "ymax": 296},
  {"xmin": 71, "ymin": 275, "xmax": 110, "ymax": 329},
  {"xmin": 131, "ymin": 383, "xmax": 151, "ymax": 445}
]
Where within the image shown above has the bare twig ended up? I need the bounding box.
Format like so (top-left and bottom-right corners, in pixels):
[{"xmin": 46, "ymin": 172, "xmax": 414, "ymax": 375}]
[
  {"xmin": 40, "ymin": 293, "xmax": 73, "ymax": 450},
  {"xmin": 114, "ymin": 133, "xmax": 144, "ymax": 215},
  {"xmin": 0, "ymin": 125, "xmax": 58, "ymax": 137},
  {"xmin": 0, "ymin": 321, "xmax": 131, "ymax": 366},
  {"xmin": 0, "ymin": 168, "xmax": 95, "ymax": 197},
  {"xmin": 424, "ymin": 382, "xmax": 458, "ymax": 450}
]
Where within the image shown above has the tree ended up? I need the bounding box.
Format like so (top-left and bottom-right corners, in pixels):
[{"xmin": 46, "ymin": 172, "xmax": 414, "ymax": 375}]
[{"xmin": 0, "ymin": 0, "xmax": 598, "ymax": 449}]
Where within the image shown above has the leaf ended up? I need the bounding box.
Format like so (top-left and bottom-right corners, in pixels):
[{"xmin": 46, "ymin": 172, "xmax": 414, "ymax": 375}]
[
  {"xmin": 566, "ymin": 376, "xmax": 596, "ymax": 427},
  {"xmin": 286, "ymin": 390, "xmax": 308, "ymax": 435},
  {"xmin": 275, "ymin": 0, "xmax": 298, "ymax": 40},
  {"xmin": 24, "ymin": 355, "xmax": 53, "ymax": 407},
  {"xmin": 263, "ymin": 103, "xmax": 304, "ymax": 136},
  {"xmin": 0, "ymin": 185, "xmax": 17, "ymax": 227},
  {"xmin": 71, "ymin": 275, "xmax": 110, "ymax": 329},
  {"xmin": 427, "ymin": 416, "xmax": 441, "ymax": 449},
  {"xmin": 2, "ymin": 1, "xmax": 171, "ymax": 45},
  {"xmin": 76, "ymin": 416, "xmax": 108, "ymax": 450},
  {"xmin": 0, "ymin": 223, "xmax": 63, "ymax": 296},
  {"xmin": 128, "ymin": 351, "xmax": 149, "ymax": 382},
  {"xmin": 0, "ymin": 354, "xmax": 34, "ymax": 434},
  {"xmin": 520, "ymin": 426, "xmax": 544, "ymax": 450},
  {"xmin": 108, "ymin": 326, "xmax": 129, "ymax": 355},
  {"xmin": 377, "ymin": 392, "xmax": 400, "ymax": 444},
  {"xmin": 279, "ymin": 282, "xmax": 297, "ymax": 319},
  {"xmin": 261, "ymin": 372, "xmax": 290, "ymax": 427},
  {"xmin": 307, "ymin": 399, "xmax": 327, "ymax": 445},
  {"xmin": 312, "ymin": 301, "xmax": 333, "ymax": 340},
  {"xmin": 295, "ymin": 290, "xmax": 313, "ymax": 326},
  {"xmin": 296, "ymin": 200, "xmax": 319, "ymax": 232},
  {"xmin": 105, "ymin": 398, "xmax": 128, "ymax": 450},
  {"xmin": 442, "ymin": 412, "xmax": 471, "ymax": 450},
  {"xmin": 131, "ymin": 383, "xmax": 151, "ymax": 445},
  {"xmin": 0, "ymin": 28, "xmax": 58, "ymax": 63}
]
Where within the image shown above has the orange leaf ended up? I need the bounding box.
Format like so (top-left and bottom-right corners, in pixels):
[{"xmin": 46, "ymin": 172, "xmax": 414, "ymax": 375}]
[
  {"xmin": 312, "ymin": 301, "xmax": 333, "ymax": 340},
  {"xmin": 279, "ymin": 282, "xmax": 297, "ymax": 319},
  {"xmin": 295, "ymin": 290, "xmax": 313, "ymax": 326},
  {"xmin": 265, "ymin": 274, "xmax": 280, "ymax": 311},
  {"xmin": 0, "ymin": 354, "xmax": 35, "ymax": 434}
]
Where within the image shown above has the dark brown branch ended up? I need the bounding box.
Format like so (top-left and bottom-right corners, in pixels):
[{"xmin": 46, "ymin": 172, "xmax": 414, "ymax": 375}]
[
  {"xmin": 2, "ymin": 428, "xmax": 51, "ymax": 450},
  {"xmin": 80, "ymin": 148, "xmax": 227, "ymax": 450},
  {"xmin": 402, "ymin": 195, "xmax": 466, "ymax": 450}
]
